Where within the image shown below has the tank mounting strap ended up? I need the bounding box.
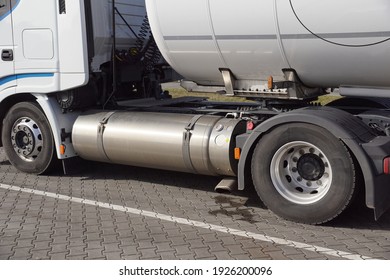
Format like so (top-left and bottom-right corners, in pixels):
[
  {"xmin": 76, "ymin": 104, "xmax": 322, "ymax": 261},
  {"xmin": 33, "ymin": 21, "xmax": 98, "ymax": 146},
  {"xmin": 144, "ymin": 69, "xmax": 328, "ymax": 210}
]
[
  {"xmin": 182, "ymin": 115, "xmax": 203, "ymax": 173},
  {"xmin": 97, "ymin": 111, "xmax": 116, "ymax": 162}
]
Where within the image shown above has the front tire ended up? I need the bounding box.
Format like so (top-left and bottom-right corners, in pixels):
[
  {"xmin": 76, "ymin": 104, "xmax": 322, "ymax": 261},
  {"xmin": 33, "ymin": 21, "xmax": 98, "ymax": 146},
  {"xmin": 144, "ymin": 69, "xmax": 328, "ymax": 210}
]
[
  {"xmin": 2, "ymin": 102, "xmax": 57, "ymax": 174},
  {"xmin": 251, "ymin": 123, "xmax": 356, "ymax": 224}
]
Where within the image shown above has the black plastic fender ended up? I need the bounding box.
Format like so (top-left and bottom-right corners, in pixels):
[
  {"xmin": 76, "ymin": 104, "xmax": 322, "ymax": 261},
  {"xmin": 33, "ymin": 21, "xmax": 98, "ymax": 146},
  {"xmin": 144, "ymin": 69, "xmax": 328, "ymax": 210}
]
[{"xmin": 237, "ymin": 106, "xmax": 390, "ymax": 219}]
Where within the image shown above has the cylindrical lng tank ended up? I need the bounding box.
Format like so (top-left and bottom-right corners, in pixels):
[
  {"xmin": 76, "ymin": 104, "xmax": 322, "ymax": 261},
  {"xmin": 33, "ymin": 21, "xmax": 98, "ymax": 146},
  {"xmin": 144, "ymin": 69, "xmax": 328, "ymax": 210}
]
[
  {"xmin": 72, "ymin": 112, "xmax": 245, "ymax": 176},
  {"xmin": 145, "ymin": 0, "xmax": 390, "ymax": 89}
]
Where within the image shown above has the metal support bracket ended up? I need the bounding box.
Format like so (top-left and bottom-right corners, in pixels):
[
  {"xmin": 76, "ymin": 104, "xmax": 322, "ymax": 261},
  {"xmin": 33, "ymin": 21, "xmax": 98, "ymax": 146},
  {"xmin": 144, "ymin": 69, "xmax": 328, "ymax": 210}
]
[
  {"xmin": 280, "ymin": 68, "xmax": 324, "ymax": 99},
  {"xmin": 220, "ymin": 69, "xmax": 236, "ymax": 96}
]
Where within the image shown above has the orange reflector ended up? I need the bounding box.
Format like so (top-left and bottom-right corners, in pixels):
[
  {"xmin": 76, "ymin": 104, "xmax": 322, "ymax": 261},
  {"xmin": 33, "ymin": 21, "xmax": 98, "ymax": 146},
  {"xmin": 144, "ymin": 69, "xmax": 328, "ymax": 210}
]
[
  {"xmin": 234, "ymin": 148, "xmax": 241, "ymax": 160},
  {"xmin": 268, "ymin": 76, "xmax": 274, "ymax": 89},
  {"xmin": 384, "ymin": 157, "xmax": 390, "ymax": 175},
  {"xmin": 60, "ymin": 145, "xmax": 66, "ymax": 155}
]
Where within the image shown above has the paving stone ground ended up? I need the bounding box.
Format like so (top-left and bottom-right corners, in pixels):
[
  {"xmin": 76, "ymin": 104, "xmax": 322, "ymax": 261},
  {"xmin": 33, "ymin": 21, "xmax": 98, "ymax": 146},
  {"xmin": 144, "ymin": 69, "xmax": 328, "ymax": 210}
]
[{"xmin": 1, "ymin": 147, "xmax": 390, "ymax": 260}]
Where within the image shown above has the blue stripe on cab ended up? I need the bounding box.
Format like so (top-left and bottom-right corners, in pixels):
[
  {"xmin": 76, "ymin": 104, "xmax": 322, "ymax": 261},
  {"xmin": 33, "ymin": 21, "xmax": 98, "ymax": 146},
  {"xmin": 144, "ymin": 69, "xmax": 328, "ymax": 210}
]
[{"xmin": 0, "ymin": 73, "xmax": 54, "ymax": 86}]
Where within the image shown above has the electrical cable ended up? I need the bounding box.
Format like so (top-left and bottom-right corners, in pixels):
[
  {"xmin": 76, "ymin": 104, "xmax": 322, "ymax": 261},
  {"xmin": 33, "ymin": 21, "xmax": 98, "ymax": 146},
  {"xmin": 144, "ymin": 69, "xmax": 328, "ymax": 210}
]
[
  {"xmin": 289, "ymin": 0, "xmax": 390, "ymax": 47},
  {"xmin": 114, "ymin": 7, "xmax": 140, "ymax": 40}
]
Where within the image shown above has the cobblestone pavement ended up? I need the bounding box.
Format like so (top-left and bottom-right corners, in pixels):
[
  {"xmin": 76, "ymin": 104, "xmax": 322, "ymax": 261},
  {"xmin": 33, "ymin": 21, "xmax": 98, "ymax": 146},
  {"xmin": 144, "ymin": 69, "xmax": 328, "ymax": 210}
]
[{"xmin": 1, "ymin": 147, "xmax": 390, "ymax": 260}]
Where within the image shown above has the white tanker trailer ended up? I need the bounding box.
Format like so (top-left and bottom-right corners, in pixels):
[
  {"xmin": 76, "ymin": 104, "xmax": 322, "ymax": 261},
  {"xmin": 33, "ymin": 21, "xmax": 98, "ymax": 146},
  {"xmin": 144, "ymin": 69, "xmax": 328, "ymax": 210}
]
[
  {"xmin": 1, "ymin": 0, "xmax": 390, "ymax": 224},
  {"xmin": 147, "ymin": 0, "xmax": 390, "ymax": 95}
]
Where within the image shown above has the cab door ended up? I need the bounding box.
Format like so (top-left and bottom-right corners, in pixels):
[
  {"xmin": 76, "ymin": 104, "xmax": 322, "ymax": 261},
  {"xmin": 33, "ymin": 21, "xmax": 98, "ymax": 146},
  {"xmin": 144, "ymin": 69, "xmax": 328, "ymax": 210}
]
[{"xmin": 0, "ymin": 0, "xmax": 15, "ymax": 89}]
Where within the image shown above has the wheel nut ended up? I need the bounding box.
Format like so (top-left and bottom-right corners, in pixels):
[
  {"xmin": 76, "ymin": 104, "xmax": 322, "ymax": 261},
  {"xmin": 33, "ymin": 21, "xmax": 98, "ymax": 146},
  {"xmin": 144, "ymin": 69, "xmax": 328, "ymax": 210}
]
[{"xmin": 292, "ymin": 167, "xmax": 297, "ymax": 173}]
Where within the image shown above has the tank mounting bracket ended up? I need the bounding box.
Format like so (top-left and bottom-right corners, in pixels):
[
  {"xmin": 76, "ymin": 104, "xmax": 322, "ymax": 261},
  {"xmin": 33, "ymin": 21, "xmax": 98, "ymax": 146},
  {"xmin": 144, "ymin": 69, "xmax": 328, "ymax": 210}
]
[{"xmin": 220, "ymin": 69, "xmax": 236, "ymax": 96}]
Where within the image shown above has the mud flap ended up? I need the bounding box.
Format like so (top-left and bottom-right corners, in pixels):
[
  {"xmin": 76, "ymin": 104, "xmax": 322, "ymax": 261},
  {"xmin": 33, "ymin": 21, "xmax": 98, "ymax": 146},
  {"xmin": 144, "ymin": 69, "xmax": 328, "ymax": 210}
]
[
  {"xmin": 362, "ymin": 136, "xmax": 390, "ymax": 220},
  {"xmin": 372, "ymin": 175, "xmax": 390, "ymax": 220}
]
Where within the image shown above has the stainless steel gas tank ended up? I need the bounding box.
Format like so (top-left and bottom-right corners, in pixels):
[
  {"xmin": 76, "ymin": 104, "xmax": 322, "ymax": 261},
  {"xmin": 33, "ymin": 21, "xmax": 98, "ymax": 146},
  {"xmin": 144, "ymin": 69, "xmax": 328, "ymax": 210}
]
[{"xmin": 72, "ymin": 111, "xmax": 245, "ymax": 176}]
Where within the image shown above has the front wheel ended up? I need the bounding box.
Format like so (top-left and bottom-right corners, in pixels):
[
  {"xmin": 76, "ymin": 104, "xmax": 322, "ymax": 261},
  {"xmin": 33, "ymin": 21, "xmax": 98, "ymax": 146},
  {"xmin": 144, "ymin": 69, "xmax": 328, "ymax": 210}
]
[
  {"xmin": 251, "ymin": 123, "xmax": 357, "ymax": 224},
  {"xmin": 2, "ymin": 102, "xmax": 57, "ymax": 174}
]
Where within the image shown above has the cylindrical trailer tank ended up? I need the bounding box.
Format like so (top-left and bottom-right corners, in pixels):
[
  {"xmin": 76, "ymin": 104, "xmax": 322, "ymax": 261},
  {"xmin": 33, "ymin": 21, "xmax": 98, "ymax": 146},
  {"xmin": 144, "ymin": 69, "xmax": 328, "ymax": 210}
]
[
  {"xmin": 145, "ymin": 0, "xmax": 390, "ymax": 89},
  {"xmin": 72, "ymin": 112, "xmax": 245, "ymax": 176}
]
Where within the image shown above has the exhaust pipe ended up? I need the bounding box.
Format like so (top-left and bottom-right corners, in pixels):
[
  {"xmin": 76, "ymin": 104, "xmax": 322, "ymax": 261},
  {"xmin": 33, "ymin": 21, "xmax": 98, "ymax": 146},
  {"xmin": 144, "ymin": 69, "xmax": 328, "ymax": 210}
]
[{"xmin": 214, "ymin": 178, "xmax": 238, "ymax": 194}]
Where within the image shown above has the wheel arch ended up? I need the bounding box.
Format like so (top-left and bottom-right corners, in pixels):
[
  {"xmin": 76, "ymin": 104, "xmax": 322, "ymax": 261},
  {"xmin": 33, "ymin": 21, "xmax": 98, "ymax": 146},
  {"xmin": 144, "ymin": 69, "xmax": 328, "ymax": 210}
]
[
  {"xmin": 32, "ymin": 94, "xmax": 80, "ymax": 160},
  {"xmin": 238, "ymin": 107, "xmax": 377, "ymax": 210}
]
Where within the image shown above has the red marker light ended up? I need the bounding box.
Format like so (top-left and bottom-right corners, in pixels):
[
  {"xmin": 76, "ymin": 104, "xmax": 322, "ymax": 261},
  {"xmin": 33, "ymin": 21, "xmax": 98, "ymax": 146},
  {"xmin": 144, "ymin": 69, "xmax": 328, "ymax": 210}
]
[
  {"xmin": 384, "ymin": 157, "xmax": 390, "ymax": 175},
  {"xmin": 247, "ymin": 121, "xmax": 255, "ymax": 131}
]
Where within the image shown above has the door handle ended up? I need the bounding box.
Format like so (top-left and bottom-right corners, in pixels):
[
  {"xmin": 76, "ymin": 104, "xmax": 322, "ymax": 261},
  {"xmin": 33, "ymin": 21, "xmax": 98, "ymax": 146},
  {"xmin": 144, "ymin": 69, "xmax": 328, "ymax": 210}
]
[{"xmin": 1, "ymin": 49, "xmax": 13, "ymax": 61}]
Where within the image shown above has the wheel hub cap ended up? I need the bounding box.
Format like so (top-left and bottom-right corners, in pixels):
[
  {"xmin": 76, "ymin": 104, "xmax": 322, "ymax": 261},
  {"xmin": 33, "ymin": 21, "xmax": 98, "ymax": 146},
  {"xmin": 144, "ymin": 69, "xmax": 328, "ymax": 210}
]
[
  {"xmin": 11, "ymin": 118, "xmax": 43, "ymax": 162},
  {"xmin": 297, "ymin": 154, "xmax": 325, "ymax": 181}
]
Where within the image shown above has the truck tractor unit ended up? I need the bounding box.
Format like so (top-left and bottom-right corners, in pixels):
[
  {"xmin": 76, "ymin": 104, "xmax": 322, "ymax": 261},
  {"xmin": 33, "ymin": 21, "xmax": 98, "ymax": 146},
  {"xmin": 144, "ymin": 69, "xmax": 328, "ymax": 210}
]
[{"xmin": 1, "ymin": 0, "xmax": 390, "ymax": 224}]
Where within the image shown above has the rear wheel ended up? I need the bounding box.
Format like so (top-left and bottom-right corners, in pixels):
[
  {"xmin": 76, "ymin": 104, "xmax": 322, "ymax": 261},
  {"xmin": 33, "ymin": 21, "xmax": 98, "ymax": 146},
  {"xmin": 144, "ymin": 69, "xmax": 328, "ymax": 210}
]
[
  {"xmin": 251, "ymin": 123, "xmax": 356, "ymax": 224},
  {"xmin": 2, "ymin": 102, "xmax": 57, "ymax": 174}
]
